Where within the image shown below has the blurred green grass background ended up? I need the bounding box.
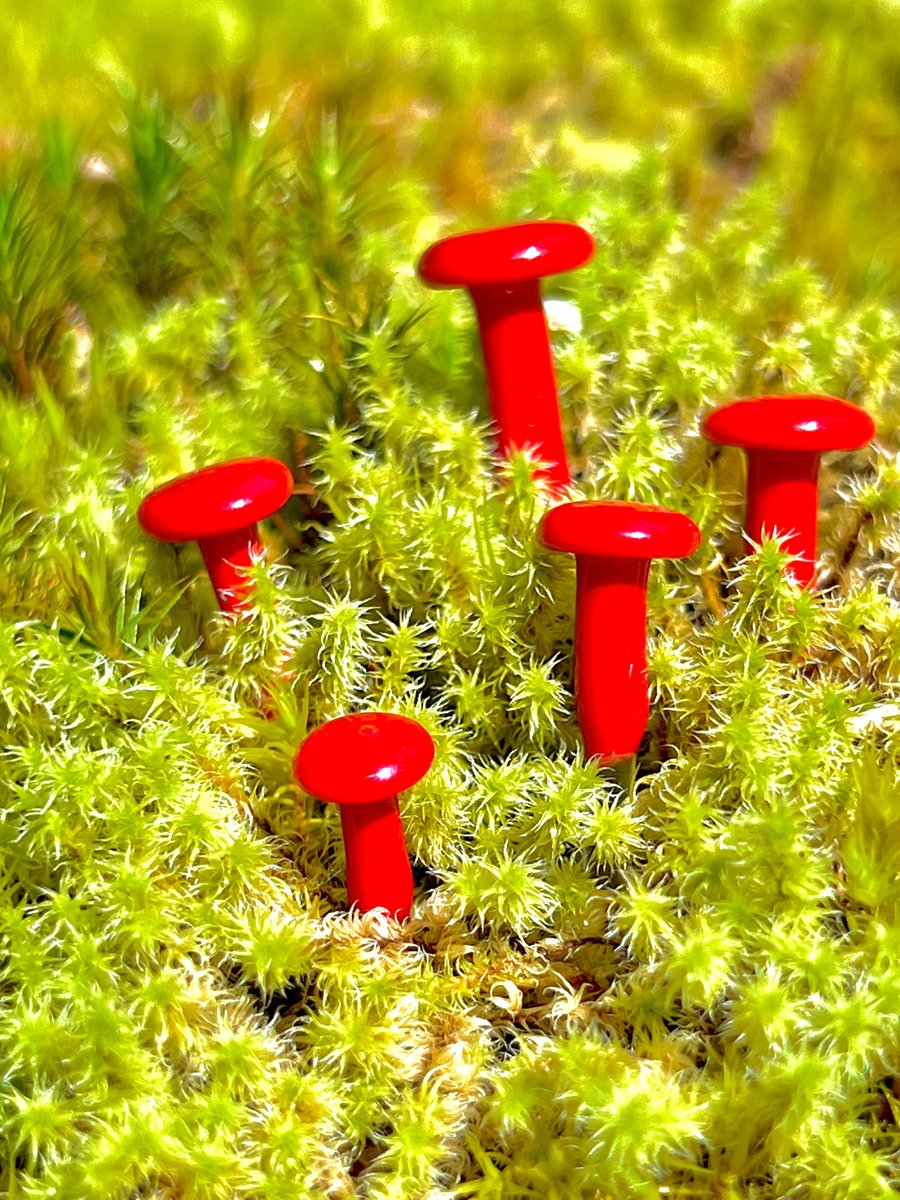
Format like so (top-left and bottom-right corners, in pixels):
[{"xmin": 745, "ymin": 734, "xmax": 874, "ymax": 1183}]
[{"xmin": 4, "ymin": 0, "xmax": 900, "ymax": 294}]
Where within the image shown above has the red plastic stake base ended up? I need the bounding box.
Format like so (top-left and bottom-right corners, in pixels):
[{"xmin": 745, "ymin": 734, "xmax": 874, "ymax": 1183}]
[
  {"xmin": 575, "ymin": 557, "xmax": 651, "ymax": 762},
  {"xmin": 472, "ymin": 280, "xmax": 570, "ymax": 495},
  {"xmin": 745, "ymin": 449, "xmax": 820, "ymax": 589},
  {"xmin": 340, "ymin": 799, "xmax": 414, "ymax": 920},
  {"xmin": 199, "ymin": 526, "xmax": 264, "ymax": 613}
]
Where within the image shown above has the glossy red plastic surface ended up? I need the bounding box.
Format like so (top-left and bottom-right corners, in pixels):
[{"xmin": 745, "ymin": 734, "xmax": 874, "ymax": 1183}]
[
  {"xmin": 295, "ymin": 712, "xmax": 435, "ymax": 804},
  {"xmin": 137, "ymin": 456, "xmax": 294, "ymax": 612},
  {"xmin": 702, "ymin": 394, "xmax": 875, "ymax": 453},
  {"xmin": 703, "ymin": 396, "xmax": 876, "ymax": 589},
  {"xmin": 744, "ymin": 449, "xmax": 820, "ymax": 588},
  {"xmin": 540, "ymin": 500, "xmax": 701, "ymax": 560},
  {"xmin": 198, "ymin": 528, "xmax": 264, "ymax": 613},
  {"xmin": 541, "ymin": 501, "xmax": 701, "ymax": 762},
  {"xmin": 339, "ymin": 799, "xmax": 414, "ymax": 920},
  {"xmin": 137, "ymin": 457, "xmax": 294, "ymax": 542},
  {"xmin": 576, "ymin": 557, "xmax": 651, "ymax": 761},
  {"xmin": 294, "ymin": 713, "xmax": 435, "ymax": 920},
  {"xmin": 418, "ymin": 221, "xmax": 594, "ymax": 287},
  {"xmin": 473, "ymin": 280, "xmax": 570, "ymax": 493},
  {"xmin": 419, "ymin": 221, "xmax": 595, "ymax": 496}
]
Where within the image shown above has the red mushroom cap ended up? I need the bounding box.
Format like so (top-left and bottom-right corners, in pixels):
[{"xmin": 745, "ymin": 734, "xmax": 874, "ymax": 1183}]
[
  {"xmin": 418, "ymin": 220, "xmax": 594, "ymax": 289},
  {"xmin": 294, "ymin": 712, "xmax": 435, "ymax": 806},
  {"xmin": 540, "ymin": 500, "xmax": 701, "ymax": 560},
  {"xmin": 137, "ymin": 457, "xmax": 294, "ymax": 543},
  {"xmin": 702, "ymin": 395, "xmax": 875, "ymax": 454}
]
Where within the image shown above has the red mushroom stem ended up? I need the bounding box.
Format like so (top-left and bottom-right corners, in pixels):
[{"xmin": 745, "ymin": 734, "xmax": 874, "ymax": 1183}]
[
  {"xmin": 471, "ymin": 280, "xmax": 571, "ymax": 495},
  {"xmin": 339, "ymin": 799, "xmax": 413, "ymax": 919},
  {"xmin": 198, "ymin": 526, "xmax": 265, "ymax": 613},
  {"xmin": 744, "ymin": 449, "xmax": 821, "ymax": 588},
  {"xmin": 575, "ymin": 557, "xmax": 653, "ymax": 762}
]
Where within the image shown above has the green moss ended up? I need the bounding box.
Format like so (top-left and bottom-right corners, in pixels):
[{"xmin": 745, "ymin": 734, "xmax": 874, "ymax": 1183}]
[{"xmin": 3, "ymin": 8, "xmax": 900, "ymax": 1197}]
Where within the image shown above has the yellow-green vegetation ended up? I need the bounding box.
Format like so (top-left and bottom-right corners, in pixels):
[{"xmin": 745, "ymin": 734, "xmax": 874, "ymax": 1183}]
[{"xmin": 3, "ymin": 3, "xmax": 900, "ymax": 1198}]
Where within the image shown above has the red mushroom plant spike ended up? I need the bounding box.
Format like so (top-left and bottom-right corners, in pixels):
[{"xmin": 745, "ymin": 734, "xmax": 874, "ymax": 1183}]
[
  {"xmin": 294, "ymin": 712, "xmax": 435, "ymax": 920},
  {"xmin": 540, "ymin": 501, "xmax": 701, "ymax": 763},
  {"xmin": 702, "ymin": 395, "xmax": 875, "ymax": 588},
  {"xmin": 138, "ymin": 457, "xmax": 294, "ymax": 613},
  {"xmin": 418, "ymin": 221, "xmax": 594, "ymax": 495}
]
